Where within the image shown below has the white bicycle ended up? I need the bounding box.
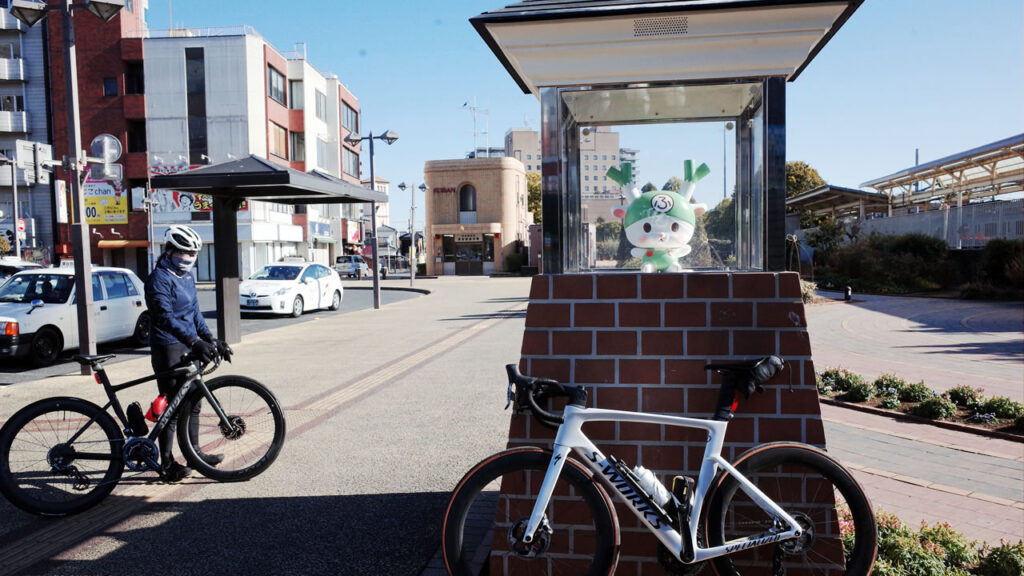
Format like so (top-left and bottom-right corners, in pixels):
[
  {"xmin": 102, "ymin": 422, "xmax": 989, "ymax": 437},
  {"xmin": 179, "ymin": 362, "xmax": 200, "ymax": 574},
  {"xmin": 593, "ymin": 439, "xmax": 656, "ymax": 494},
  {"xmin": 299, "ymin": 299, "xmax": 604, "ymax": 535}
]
[{"xmin": 442, "ymin": 356, "xmax": 878, "ymax": 575}]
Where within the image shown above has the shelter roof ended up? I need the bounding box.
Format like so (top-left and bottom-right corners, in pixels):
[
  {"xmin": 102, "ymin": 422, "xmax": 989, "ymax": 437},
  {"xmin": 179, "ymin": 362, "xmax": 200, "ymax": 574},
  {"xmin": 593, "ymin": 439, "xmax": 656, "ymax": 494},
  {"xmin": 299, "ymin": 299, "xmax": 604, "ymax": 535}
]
[
  {"xmin": 861, "ymin": 134, "xmax": 1024, "ymax": 205},
  {"xmin": 472, "ymin": 0, "xmax": 863, "ymax": 95},
  {"xmin": 786, "ymin": 184, "xmax": 888, "ymax": 218},
  {"xmin": 150, "ymin": 155, "xmax": 386, "ymax": 205}
]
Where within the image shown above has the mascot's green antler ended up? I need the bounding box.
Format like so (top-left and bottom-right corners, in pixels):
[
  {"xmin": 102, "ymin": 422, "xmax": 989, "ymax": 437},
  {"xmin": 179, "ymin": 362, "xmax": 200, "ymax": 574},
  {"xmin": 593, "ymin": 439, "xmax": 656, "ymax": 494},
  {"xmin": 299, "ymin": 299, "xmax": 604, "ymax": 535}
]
[
  {"xmin": 681, "ymin": 159, "xmax": 711, "ymax": 202},
  {"xmin": 605, "ymin": 162, "xmax": 633, "ymax": 188}
]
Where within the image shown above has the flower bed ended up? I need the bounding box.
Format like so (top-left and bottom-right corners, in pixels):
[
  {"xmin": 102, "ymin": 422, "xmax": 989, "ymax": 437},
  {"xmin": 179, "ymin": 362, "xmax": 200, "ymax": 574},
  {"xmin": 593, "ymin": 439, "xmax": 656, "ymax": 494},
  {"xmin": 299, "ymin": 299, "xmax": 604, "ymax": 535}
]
[{"xmin": 817, "ymin": 369, "xmax": 1024, "ymax": 437}]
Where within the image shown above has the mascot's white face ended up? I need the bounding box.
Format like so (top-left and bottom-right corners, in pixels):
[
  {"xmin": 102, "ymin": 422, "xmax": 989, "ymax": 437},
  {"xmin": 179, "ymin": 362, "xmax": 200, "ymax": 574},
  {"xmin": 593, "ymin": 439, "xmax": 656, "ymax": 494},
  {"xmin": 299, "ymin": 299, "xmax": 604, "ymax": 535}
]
[{"xmin": 622, "ymin": 193, "xmax": 696, "ymax": 250}]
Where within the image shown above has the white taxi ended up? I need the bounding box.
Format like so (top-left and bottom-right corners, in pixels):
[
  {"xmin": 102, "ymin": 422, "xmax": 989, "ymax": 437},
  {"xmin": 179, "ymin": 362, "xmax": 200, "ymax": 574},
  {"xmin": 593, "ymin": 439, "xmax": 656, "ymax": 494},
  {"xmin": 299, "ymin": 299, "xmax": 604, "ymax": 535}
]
[
  {"xmin": 239, "ymin": 260, "xmax": 343, "ymax": 317},
  {"xmin": 0, "ymin": 266, "xmax": 150, "ymax": 367}
]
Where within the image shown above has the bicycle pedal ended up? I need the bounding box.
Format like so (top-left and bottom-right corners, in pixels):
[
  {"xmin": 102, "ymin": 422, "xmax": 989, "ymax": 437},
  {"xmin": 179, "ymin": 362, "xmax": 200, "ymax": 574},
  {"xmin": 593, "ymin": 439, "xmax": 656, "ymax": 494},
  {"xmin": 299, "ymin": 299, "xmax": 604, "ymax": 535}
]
[{"xmin": 126, "ymin": 402, "xmax": 149, "ymax": 437}]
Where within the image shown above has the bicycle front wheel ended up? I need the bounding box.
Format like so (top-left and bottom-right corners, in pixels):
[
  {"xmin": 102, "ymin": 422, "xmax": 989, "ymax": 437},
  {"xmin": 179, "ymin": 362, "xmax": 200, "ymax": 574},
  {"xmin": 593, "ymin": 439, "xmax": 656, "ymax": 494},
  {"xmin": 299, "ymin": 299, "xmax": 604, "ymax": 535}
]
[
  {"xmin": 706, "ymin": 442, "xmax": 877, "ymax": 576},
  {"xmin": 442, "ymin": 447, "xmax": 619, "ymax": 576},
  {"xmin": 0, "ymin": 397, "xmax": 124, "ymax": 517},
  {"xmin": 177, "ymin": 375, "xmax": 286, "ymax": 482}
]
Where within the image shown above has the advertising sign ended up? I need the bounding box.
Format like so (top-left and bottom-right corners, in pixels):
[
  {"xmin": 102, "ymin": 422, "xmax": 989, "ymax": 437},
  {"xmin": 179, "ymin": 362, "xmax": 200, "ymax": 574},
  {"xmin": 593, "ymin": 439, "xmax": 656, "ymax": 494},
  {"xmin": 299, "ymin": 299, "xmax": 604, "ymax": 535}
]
[
  {"xmin": 83, "ymin": 174, "xmax": 128, "ymax": 225},
  {"xmin": 150, "ymin": 165, "xmax": 248, "ymax": 212}
]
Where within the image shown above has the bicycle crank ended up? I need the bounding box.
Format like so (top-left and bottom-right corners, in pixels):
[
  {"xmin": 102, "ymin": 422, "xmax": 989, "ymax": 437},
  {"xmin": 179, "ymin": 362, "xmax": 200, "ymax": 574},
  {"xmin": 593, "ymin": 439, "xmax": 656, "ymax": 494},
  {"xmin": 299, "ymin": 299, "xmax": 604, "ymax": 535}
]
[{"xmin": 507, "ymin": 517, "xmax": 552, "ymax": 559}]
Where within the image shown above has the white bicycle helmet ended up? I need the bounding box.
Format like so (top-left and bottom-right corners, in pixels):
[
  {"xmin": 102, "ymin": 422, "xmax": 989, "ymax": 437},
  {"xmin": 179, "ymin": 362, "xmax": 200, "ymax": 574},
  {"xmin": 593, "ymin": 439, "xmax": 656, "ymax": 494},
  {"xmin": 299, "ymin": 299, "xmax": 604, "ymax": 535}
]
[{"xmin": 164, "ymin": 225, "xmax": 203, "ymax": 252}]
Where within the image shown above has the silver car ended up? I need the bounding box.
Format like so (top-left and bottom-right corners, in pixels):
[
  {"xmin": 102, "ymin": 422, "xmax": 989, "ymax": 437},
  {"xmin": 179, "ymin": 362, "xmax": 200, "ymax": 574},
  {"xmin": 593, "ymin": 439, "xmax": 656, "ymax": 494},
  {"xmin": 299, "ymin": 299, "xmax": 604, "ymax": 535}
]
[{"xmin": 334, "ymin": 255, "xmax": 370, "ymax": 278}]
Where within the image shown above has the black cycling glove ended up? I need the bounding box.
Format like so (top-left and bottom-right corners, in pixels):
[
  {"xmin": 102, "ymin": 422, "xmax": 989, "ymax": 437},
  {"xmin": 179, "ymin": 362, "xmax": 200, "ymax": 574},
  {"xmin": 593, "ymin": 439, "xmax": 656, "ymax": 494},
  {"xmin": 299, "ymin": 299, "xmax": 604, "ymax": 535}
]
[
  {"xmin": 191, "ymin": 339, "xmax": 216, "ymax": 363},
  {"xmin": 213, "ymin": 339, "xmax": 233, "ymax": 363}
]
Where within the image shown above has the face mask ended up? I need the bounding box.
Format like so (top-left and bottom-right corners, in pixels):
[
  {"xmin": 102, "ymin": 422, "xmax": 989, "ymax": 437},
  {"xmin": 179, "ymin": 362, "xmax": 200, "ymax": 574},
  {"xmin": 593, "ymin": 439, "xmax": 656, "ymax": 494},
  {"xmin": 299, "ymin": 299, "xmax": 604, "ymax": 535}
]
[{"xmin": 170, "ymin": 253, "xmax": 197, "ymax": 275}]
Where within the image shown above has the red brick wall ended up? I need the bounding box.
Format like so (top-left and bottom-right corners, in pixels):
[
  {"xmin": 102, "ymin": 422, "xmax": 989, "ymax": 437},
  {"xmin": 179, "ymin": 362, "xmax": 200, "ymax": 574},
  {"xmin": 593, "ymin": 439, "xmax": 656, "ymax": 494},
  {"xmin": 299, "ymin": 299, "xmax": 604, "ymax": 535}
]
[{"xmin": 508, "ymin": 271, "xmax": 823, "ymax": 573}]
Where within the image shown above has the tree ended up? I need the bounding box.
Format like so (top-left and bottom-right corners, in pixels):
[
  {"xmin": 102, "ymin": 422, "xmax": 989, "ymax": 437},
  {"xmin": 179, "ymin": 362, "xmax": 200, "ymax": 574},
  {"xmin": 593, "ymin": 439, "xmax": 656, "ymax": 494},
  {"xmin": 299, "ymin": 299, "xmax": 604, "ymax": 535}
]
[
  {"xmin": 662, "ymin": 177, "xmax": 684, "ymax": 192},
  {"xmin": 526, "ymin": 171, "xmax": 542, "ymax": 225},
  {"xmin": 641, "ymin": 182, "xmax": 657, "ymax": 192},
  {"xmin": 0, "ymin": 235, "xmax": 9, "ymax": 255},
  {"xmin": 595, "ymin": 219, "xmax": 621, "ymax": 243},
  {"xmin": 703, "ymin": 197, "xmax": 734, "ymax": 242},
  {"xmin": 786, "ymin": 161, "xmax": 825, "ymax": 198}
]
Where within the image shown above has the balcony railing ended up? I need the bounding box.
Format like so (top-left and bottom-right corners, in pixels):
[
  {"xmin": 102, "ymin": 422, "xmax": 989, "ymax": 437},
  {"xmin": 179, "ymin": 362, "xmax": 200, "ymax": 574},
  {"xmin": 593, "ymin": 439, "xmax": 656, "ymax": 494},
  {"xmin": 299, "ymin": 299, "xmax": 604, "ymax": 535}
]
[
  {"xmin": 0, "ymin": 58, "xmax": 26, "ymax": 82},
  {"xmin": 0, "ymin": 11, "xmax": 26, "ymax": 31},
  {"xmin": 0, "ymin": 111, "xmax": 29, "ymax": 134}
]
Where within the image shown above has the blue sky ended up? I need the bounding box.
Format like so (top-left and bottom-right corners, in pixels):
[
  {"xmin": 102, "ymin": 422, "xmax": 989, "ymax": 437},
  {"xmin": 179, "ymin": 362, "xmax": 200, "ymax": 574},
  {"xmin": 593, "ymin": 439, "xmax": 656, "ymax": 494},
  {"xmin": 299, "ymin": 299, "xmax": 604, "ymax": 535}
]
[{"xmin": 145, "ymin": 1, "xmax": 1023, "ymax": 227}]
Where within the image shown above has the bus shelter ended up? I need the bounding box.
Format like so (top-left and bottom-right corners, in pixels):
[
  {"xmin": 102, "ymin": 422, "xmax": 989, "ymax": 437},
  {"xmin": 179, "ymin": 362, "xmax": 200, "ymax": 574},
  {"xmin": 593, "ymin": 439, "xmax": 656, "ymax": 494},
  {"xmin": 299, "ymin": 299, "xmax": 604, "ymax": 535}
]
[
  {"xmin": 151, "ymin": 155, "xmax": 385, "ymax": 343},
  {"xmin": 472, "ymin": 0, "xmax": 863, "ymax": 273}
]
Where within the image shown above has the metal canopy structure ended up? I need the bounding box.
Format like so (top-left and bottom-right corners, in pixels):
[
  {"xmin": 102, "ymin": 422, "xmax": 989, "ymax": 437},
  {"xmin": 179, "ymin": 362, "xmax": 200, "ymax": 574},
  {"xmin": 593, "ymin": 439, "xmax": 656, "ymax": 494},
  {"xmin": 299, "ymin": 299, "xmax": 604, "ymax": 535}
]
[
  {"xmin": 786, "ymin": 184, "xmax": 889, "ymax": 219},
  {"xmin": 150, "ymin": 155, "xmax": 385, "ymax": 344},
  {"xmin": 861, "ymin": 134, "xmax": 1024, "ymax": 212},
  {"xmin": 471, "ymin": 0, "xmax": 864, "ymax": 96}
]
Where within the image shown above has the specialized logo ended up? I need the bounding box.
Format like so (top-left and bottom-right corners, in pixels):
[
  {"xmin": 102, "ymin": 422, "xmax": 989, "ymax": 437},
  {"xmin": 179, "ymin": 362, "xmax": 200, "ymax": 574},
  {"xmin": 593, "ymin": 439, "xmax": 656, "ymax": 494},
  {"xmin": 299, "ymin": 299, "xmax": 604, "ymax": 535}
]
[
  {"xmin": 725, "ymin": 533, "xmax": 784, "ymax": 553},
  {"xmin": 600, "ymin": 463, "xmax": 666, "ymax": 529}
]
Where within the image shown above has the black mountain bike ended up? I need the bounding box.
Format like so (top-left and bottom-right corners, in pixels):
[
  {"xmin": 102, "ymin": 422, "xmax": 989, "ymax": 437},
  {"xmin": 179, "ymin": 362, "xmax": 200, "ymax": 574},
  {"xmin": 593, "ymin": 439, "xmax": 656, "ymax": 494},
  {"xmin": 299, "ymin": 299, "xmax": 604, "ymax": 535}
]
[{"xmin": 0, "ymin": 351, "xmax": 286, "ymax": 517}]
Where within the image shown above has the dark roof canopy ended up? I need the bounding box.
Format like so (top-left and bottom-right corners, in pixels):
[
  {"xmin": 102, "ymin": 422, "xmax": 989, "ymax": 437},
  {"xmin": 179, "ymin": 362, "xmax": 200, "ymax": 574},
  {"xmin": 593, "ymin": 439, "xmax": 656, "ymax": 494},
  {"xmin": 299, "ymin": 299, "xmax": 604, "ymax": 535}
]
[
  {"xmin": 150, "ymin": 155, "xmax": 386, "ymax": 205},
  {"xmin": 786, "ymin": 184, "xmax": 889, "ymax": 218}
]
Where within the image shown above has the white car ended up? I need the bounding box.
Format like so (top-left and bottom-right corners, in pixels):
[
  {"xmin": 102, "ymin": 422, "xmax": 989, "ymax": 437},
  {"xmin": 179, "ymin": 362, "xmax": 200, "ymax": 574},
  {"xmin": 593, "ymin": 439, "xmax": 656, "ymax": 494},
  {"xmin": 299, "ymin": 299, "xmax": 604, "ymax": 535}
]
[
  {"xmin": 239, "ymin": 261, "xmax": 343, "ymax": 317},
  {"xmin": 0, "ymin": 267, "xmax": 150, "ymax": 367},
  {"xmin": 334, "ymin": 254, "xmax": 371, "ymax": 278}
]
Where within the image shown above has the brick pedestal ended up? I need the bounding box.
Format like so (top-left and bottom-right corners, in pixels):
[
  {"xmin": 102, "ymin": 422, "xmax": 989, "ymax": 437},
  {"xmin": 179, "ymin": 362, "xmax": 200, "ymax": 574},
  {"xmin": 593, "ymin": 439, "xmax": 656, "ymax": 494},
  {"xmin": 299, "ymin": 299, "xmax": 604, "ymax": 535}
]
[{"xmin": 507, "ymin": 272, "xmax": 825, "ymax": 573}]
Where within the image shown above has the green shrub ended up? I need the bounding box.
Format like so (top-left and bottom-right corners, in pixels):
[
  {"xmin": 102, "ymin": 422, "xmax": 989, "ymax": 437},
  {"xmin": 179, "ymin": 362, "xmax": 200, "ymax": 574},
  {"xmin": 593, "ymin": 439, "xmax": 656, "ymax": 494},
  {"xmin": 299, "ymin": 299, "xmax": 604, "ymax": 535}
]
[
  {"xmin": 880, "ymin": 396, "xmax": 902, "ymax": 410},
  {"xmin": 946, "ymin": 385, "xmax": 985, "ymax": 409},
  {"xmin": 817, "ymin": 367, "xmax": 864, "ymax": 395},
  {"xmin": 975, "ymin": 541, "xmax": 1024, "ymax": 576},
  {"xmin": 909, "ymin": 396, "xmax": 957, "ymax": 420},
  {"xmin": 816, "ymin": 232, "xmax": 954, "ymax": 294},
  {"xmin": 979, "ymin": 239, "xmax": 1024, "ymax": 288},
  {"xmin": 899, "ymin": 381, "xmax": 934, "ymax": 403},
  {"xmin": 874, "ymin": 374, "xmax": 907, "ymax": 398},
  {"xmin": 799, "ymin": 279, "xmax": 817, "ymax": 304},
  {"xmin": 1015, "ymin": 415, "xmax": 1024, "ymax": 431},
  {"xmin": 980, "ymin": 397, "xmax": 1024, "ymax": 419},
  {"xmin": 919, "ymin": 522, "xmax": 979, "ymax": 568},
  {"xmin": 504, "ymin": 252, "xmax": 525, "ymax": 273},
  {"xmin": 841, "ymin": 381, "xmax": 875, "ymax": 402}
]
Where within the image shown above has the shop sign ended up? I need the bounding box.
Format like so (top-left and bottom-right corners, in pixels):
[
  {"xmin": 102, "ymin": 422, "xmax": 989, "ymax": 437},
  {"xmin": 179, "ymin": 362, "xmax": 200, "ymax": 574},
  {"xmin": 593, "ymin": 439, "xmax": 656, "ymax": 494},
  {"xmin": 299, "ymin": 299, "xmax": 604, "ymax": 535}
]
[
  {"xmin": 308, "ymin": 220, "xmax": 332, "ymax": 239},
  {"xmin": 150, "ymin": 165, "xmax": 248, "ymax": 213},
  {"xmin": 83, "ymin": 174, "xmax": 128, "ymax": 224},
  {"xmin": 433, "ymin": 187, "xmax": 456, "ymax": 194},
  {"xmin": 455, "ymin": 233, "xmax": 482, "ymax": 243}
]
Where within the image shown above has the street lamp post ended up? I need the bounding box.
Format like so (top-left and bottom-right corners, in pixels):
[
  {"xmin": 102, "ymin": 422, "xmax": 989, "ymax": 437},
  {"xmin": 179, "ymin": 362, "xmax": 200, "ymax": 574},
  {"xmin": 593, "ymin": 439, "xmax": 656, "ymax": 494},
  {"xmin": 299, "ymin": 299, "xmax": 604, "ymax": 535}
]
[
  {"xmin": 343, "ymin": 129, "xmax": 398, "ymax": 310},
  {"xmin": 397, "ymin": 181, "xmax": 427, "ymax": 288},
  {"xmin": 9, "ymin": 0, "xmax": 125, "ymax": 374},
  {"xmin": 723, "ymin": 121, "xmax": 734, "ymax": 199}
]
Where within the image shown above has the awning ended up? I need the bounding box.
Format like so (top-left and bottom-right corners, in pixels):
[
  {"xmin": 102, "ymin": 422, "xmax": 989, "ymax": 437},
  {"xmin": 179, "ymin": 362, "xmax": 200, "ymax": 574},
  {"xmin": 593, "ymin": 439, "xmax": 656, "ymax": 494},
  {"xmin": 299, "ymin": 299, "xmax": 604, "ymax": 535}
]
[{"xmin": 97, "ymin": 240, "xmax": 149, "ymax": 248}]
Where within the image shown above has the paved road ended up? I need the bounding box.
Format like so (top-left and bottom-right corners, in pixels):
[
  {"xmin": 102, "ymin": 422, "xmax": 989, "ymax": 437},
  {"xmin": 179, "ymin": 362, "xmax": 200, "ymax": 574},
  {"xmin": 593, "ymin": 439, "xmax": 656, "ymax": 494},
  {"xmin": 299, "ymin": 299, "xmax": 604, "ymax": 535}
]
[
  {"xmin": 0, "ymin": 281, "xmax": 418, "ymax": 385},
  {"xmin": 807, "ymin": 293, "xmax": 1023, "ymax": 401}
]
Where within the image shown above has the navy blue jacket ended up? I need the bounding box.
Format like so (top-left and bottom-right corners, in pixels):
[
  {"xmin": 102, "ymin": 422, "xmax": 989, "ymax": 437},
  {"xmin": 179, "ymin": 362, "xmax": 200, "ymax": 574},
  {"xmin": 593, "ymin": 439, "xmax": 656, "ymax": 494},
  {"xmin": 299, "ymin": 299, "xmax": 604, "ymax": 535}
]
[{"xmin": 145, "ymin": 255, "xmax": 213, "ymax": 346}]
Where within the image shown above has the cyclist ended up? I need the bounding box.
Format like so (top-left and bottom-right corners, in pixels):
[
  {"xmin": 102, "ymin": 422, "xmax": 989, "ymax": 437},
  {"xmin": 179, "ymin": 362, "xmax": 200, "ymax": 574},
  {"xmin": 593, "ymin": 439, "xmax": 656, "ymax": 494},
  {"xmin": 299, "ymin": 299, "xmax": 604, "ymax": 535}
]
[{"xmin": 145, "ymin": 225, "xmax": 230, "ymax": 482}]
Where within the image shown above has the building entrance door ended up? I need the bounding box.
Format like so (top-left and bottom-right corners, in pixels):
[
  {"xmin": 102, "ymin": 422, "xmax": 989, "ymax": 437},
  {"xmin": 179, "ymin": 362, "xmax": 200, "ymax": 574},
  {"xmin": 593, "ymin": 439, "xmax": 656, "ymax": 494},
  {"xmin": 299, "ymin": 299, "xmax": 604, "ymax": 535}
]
[{"xmin": 455, "ymin": 242, "xmax": 483, "ymax": 275}]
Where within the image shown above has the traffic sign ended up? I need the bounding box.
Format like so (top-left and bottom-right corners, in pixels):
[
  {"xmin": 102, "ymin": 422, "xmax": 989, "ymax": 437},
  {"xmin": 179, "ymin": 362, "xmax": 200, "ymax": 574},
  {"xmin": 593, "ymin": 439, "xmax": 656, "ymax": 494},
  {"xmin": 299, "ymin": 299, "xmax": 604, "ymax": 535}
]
[
  {"xmin": 17, "ymin": 218, "xmax": 24, "ymax": 232},
  {"xmin": 90, "ymin": 134, "xmax": 122, "ymax": 163}
]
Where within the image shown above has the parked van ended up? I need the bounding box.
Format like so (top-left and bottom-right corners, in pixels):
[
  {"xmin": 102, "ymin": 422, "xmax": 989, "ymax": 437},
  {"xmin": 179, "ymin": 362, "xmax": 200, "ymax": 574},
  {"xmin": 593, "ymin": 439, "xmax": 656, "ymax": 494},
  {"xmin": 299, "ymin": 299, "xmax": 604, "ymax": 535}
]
[{"xmin": 335, "ymin": 255, "xmax": 370, "ymax": 278}]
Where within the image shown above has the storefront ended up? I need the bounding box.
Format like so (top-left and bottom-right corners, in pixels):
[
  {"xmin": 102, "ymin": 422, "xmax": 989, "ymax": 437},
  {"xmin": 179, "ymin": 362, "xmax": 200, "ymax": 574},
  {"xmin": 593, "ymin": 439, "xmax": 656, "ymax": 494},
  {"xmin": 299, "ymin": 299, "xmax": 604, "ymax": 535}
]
[{"xmin": 424, "ymin": 157, "xmax": 531, "ymax": 276}]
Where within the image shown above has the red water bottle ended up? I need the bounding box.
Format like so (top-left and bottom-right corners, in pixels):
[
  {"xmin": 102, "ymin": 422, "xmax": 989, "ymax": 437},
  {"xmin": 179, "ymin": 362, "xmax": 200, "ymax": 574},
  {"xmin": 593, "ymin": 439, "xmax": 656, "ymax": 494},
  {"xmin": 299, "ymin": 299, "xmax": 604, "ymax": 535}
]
[{"xmin": 145, "ymin": 394, "xmax": 167, "ymax": 422}]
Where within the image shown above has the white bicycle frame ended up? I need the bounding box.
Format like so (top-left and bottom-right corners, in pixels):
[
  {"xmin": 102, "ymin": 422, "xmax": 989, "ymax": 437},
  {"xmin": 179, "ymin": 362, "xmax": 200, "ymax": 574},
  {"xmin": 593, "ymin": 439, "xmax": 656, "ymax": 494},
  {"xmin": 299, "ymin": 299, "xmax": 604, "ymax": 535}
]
[{"xmin": 520, "ymin": 404, "xmax": 803, "ymax": 564}]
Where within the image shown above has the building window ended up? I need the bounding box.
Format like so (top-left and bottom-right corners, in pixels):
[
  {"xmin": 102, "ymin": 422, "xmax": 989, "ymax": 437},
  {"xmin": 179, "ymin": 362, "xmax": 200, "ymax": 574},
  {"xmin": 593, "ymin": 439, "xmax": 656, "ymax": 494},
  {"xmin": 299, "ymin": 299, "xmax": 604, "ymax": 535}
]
[
  {"xmin": 315, "ymin": 90, "xmax": 327, "ymax": 121},
  {"xmin": 612, "ymin": 154, "xmax": 616, "ymax": 160},
  {"xmin": 342, "ymin": 102, "xmax": 358, "ymax": 133},
  {"xmin": 269, "ymin": 122, "xmax": 287, "ymax": 158},
  {"xmin": 289, "ymin": 80, "xmax": 303, "ymax": 109},
  {"xmin": 290, "ymin": 131, "xmax": 305, "ymax": 162},
  {"xmin": 459, "ymin": 184, "xmax": 477, "ymax": 224},
  {"xmin": 125, "ymin": 62, "xmax": 144, "ymax": 94},
  {"xmin": 526, "ymin": 154, "xmax": 532, "ymax": 160},
  {"xmin": 0, "ymin": 95, "xmax": 24, "ymax": 112},
  {"xmin": 584, "ymin": 154, "xmax": 589, "ymax": 160},
  {"xmin": 103, "ymin": 77, "xmax": 117, "ymax": 97},
  {"xmin": 0, "ymin": 42, "xmax": 21, "ymax": 59},
  {"xmin": 127, "ymin": 120, "xmax": 146, "ymax": 153},
  {"xmin": 267, "ymin": 66, "xmax": 286, "ymax": 105},
  {"xmin": 185, "ymin": 47, "xmax": 208, "ymax": 165},
  {"xmin": 316, "ymin": 137, "xmax": 328, "ymax": 169},
  {"xmin": 602, "ymin": 155, "xmax": 607, "ymax": 160},
  {"xmin": 343, "ymin": 147, "xmax": 358, "ymax": 177}
]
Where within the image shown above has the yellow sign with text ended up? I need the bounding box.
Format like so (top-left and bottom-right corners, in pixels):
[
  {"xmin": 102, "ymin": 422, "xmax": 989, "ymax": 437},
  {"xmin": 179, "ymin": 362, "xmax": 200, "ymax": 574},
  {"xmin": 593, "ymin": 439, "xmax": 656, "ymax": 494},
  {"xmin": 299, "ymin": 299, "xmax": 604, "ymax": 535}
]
[{"xmin": 84, "ymin": 195, "xmax": 128, "ymax": 224}]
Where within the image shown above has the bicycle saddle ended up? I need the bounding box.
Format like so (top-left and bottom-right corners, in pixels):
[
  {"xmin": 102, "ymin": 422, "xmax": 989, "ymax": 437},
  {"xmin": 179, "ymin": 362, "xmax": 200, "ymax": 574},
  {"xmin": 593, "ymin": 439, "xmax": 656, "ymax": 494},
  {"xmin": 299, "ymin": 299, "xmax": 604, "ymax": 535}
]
[{"xmin": 73, "ymin": 354, "xmax": 116, "ymax": 366}]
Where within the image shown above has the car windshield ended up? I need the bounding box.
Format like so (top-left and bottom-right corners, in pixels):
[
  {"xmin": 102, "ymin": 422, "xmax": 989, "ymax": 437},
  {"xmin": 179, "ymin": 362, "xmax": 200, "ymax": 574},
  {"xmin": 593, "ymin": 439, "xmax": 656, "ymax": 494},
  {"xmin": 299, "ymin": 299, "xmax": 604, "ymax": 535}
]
[
  {"xmin": 250, "ymin": 266, "xmax": 302, "ymax": 281},
  {"xmin": 0, "ymin": 273, "xmax": 74, "ymax": 304}
]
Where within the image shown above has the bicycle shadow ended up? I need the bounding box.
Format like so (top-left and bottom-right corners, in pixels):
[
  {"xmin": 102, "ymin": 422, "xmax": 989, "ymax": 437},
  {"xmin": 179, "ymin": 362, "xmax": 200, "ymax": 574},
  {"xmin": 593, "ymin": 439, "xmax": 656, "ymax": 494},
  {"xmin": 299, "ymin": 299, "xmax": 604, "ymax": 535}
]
[{"xmin": 0, "ymin": 490, "xmax": 449, "ymax": 576}]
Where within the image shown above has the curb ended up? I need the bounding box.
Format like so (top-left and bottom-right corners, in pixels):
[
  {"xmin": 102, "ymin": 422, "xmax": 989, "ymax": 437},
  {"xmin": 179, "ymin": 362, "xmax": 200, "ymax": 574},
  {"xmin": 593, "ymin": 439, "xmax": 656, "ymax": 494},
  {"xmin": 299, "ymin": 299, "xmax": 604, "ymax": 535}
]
[{"xmin": 820, "ymin": 397, "xmax": 1024, "ymax": 443}]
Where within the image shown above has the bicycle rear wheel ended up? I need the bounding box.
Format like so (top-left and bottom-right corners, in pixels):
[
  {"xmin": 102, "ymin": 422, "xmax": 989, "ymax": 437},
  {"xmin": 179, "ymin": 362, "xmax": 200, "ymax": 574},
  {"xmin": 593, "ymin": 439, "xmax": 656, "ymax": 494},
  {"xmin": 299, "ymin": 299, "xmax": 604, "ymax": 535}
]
[
  {"xmin": 706, "ymin": 442, "xmax": 877, "ymax": 576},
  {"xmin": 442, "ymin": 447, "xmax": 619, "ymax": 576},
  {"xmin": 0, "ymin": 397, "xmax": 124, "ymax": 517},
  {"xmin": 177, "ymin": 375, "xmax": 286, "ymax": 482}
]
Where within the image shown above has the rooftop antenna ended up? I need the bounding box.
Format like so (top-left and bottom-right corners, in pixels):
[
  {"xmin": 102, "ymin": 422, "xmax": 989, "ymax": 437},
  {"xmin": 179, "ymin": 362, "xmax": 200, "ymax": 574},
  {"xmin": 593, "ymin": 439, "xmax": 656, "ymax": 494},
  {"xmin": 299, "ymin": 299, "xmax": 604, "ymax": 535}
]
[{"xmin": 463, "ymin": 97, "xmax": 489, "ymax": 157}]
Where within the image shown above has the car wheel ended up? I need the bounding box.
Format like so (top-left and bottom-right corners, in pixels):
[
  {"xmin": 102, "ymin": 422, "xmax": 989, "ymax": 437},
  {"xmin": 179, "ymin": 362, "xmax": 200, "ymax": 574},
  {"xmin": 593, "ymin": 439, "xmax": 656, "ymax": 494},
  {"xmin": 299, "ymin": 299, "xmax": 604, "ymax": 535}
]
[
  {"xmin": 30, "ymin": 327, "xmax": 63, "ymax": 368},
  {"xmin": 329, "ymin": 290, "xmax": 342, "ymax": 311},
  {"xmin": 291, "ymin": 296, "xmax": 304, "ymax": 318},
  {"xmin": 131, "ymin": 312, "xmax": 151, "ymax": 346}
]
